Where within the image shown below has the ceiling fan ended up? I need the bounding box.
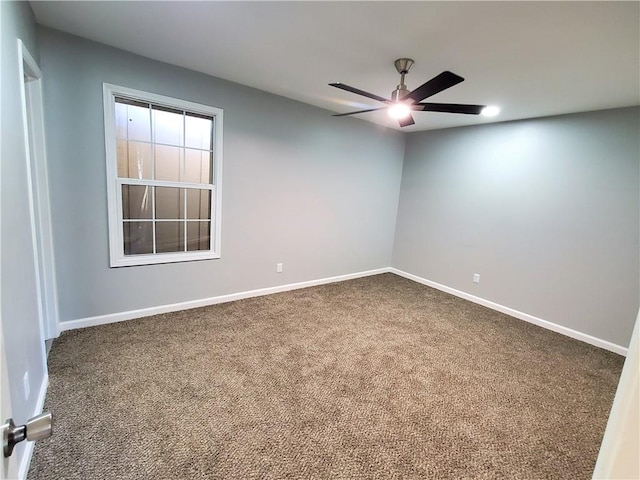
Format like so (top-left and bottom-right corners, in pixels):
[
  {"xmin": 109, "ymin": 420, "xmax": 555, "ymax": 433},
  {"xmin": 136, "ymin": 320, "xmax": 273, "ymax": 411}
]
[{"xmin": 329, "ymin": 58, "xmax": 486, "ymax": 127}]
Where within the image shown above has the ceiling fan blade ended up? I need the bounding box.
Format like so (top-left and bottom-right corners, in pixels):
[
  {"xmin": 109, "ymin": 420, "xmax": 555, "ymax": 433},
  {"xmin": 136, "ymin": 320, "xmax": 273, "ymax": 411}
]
[
  {"xmin": 398, "ymin": 115, "xmax": 415, "ymax": 127},
  {"xmin": 329, "ymin": 82, "xmax": 390, "ymax": 103},
  {"xmin": 413, "ymin": 103, "xmax": 485, "ymax": 115},
  {"xmin": 332, "ymin": 108, "xmax": 384, "ymax": 117},
  {"xmin": 403, "ymin": 71, "xmax": 465, "ymax": 103}
]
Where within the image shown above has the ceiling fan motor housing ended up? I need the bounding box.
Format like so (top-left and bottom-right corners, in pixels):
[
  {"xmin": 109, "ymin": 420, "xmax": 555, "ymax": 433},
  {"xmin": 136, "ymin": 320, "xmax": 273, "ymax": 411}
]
[
  {"xmin": 392, "ymin": 58, "xmax": 414, "ymax": 102},
  {"xmin": 391, "ymin": 86, "xmax": 411, "ymax": 102}
]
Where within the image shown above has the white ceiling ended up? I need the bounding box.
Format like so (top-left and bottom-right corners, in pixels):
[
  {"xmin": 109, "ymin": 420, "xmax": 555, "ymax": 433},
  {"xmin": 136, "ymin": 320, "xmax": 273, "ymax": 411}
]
[{"xmin": 30, "ymin": 1, "xmax": 640, "ymax": 132}]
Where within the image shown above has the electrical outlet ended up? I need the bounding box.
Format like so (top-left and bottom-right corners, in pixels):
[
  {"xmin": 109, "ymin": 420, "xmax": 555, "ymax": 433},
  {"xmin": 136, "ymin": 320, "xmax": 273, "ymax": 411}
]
[
  {"xmin": 473, "ymin": 274, "xmax": 480, "ymax": 283},
  {"xmin": 23, "ymin": 371, "xmax": 30, "ymax": 399},
  {"xmin": 276, "ymin": 262, "xmax": 283, "ymax": 273}
]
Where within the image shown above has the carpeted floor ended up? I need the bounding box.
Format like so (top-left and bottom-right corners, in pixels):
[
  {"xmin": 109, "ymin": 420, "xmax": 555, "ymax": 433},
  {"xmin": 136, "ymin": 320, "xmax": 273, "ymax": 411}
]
[{"xmin": 29, "ymin": 273, "xmax": 623, "ymax": 479}]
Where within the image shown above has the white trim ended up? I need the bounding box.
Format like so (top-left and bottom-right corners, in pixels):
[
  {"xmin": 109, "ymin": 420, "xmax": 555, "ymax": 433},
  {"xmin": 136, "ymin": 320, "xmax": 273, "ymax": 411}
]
[
  {"xmin": 17, "ymin": 39, "xmax": 46, "ymax": 357},
  {"xmin": 59, "ymin": 266, "xmax": 628, "ymax": 356},
  {"xmin": 103, "ymin": 83, "xmax": 223, "ymax": 267},
  {"xmin": 103, "ymin": 83, "xmax": 120, "ymax": 266},
  {"xmin": 593, "ymin": 311, "xmax": 639, "ymax": 478},
  {"xmin": 389, "ymin": 268, "xmax": 628, "ymax": 356},
  {"xmin": 17, "ymin": 374, "xmax": 48, "ymax": 480},
  {"xmin": 17, "ymin": 40, "xmax": 60, "ymax": 340},
  {"xmin": 60, "ymin": 268, "xmax": 391, "ymax": 331},
  {"xmin": 117, "ymin": 177, "xmax": 213, "ymax": 190}
]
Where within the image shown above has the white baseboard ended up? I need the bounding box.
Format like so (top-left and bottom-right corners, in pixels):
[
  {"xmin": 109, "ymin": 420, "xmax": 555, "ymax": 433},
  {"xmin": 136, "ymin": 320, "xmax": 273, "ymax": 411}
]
[
  {"xmin": 60, "ymin": 268, "xmax": 391, "ymax": 332},
  {"xmin": 60, "ymin": 266, "xmax": 627, "ymax": 357},
  {"xmin": 18, "ymin": 374, "xmax": 48, "ymax": 480},
  {"xmin": 389, "ymin": 268, "xmax": 628, "ymax": 356}
]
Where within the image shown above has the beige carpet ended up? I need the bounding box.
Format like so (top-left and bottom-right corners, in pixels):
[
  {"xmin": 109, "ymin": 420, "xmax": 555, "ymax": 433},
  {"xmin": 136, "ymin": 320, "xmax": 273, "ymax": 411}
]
[{"xmin": 29, "ymin": 273, "xmax": 623, "ymax": 479}]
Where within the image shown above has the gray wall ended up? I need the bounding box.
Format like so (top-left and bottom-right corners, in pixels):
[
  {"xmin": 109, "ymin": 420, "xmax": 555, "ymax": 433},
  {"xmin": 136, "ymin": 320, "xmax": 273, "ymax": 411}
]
[
  {"xmin": 393, "ymin": 108, "xmax": 640, "ymax": 348},
  {"xmin": 38, "ymin": 28, "xmax": 405, "ymax": 322},
  {"xmin": 0, "ymin": 0, "xmax": 47, "ymax": 470},
  {"xmin": 36, "ymin": 27, "xmax": 640, "ymax": 349}
]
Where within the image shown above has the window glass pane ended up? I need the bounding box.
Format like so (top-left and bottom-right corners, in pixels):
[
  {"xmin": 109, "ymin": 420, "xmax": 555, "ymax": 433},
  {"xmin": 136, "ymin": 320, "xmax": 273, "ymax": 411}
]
[
  {"xmin": 156, "ymin": 222, "xmax": 184, "ymax": 253},
  {"xmin": 122, "ymin": 185, "xmax": 152, "ymax": 219},
  {"xmin": 153, "ymin": 108, "xmax": 183, "ymax": 146},
  {"xmin": 186, "ymin": 189, "xmax": 211, "ymax": 220},
  {"xmin": 155, "ymin": 187, "xmax": 184, "ymax": 220},
  {"xmin": 124, "ymin": 103, "xmax": 151, "ymax": 142},
  {"xmin": 118, "ymin": 141, "xmax": 152, "ymax": 179},
  {"xmin": 128, "ymin": 142, "xmax": 153, "ymax": 180},
  {"xmin": 115, "ymin": 102, "xmax": 128, "ymax": 139},
  {"xmin": 154, "ymin": 145, "xmax": 181, "ymax": 182},
  {"xmin": 187, "ymin": 221, "xmax": 210, "ymax": 251},
  {"xmin": 185, "ymin": 115, "xmax": 212, "ymax": 150},
  {"xmin": 184, "ymin": 149, "xmax": 212, "ymax": 184},
  {"xmin": 123, "ymin": 221, "xmax": 153, "ymax": 255},
  {"xmin": 117, "ymin": 140, "xmax": 128, "ymax": 178}
]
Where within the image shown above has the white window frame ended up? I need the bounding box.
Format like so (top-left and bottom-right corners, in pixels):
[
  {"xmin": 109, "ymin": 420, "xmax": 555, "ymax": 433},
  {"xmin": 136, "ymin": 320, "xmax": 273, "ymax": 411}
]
[{"xmin": 103, "ymin": 83, "xmax": 223, "ymax": 267}]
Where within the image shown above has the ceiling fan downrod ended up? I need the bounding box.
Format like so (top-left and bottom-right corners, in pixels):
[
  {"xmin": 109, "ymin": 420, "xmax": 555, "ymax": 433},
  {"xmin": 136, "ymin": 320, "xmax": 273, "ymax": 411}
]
[{"xmin": 391, "ymin": 58, "xmax": 414, "ymax": 102}]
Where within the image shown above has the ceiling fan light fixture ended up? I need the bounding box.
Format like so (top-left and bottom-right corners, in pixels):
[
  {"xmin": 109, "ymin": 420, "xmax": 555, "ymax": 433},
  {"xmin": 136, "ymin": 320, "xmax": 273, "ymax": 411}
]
[
  {"xmin": 329, "ymin": 59, "xmax": 485, "ymax": 127},
  {"xmin": 481, "ymin": 106, "xmax": 500, "ymax": 117},
  {"xmin": 388, "ymin": 102, "xmax": 411, "ymax": 119}
]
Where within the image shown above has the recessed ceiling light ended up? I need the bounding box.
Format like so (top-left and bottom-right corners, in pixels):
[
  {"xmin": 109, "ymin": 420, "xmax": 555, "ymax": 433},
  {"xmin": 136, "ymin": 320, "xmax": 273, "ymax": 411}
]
[
  {"xmin": 481, "ymin": 106, "xmax": 500, "ymax": 117},
  {"xmin": 388, "ymin": 102, "xmax": 411, "ymax": 119}
]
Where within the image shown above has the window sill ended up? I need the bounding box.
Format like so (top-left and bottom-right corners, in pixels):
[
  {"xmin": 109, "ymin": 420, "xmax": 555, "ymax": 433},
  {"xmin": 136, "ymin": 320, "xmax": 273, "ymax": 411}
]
[{"xmin": 109, "ymin": 251, "xmax": 220, "ymax": 268}]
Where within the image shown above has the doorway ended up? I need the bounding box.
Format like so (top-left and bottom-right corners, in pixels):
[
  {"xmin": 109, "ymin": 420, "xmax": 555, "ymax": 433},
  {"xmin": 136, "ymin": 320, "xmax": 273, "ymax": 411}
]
[{"xmin": 18, "ymin": 40, "xmax": 59, "ymax": 342}]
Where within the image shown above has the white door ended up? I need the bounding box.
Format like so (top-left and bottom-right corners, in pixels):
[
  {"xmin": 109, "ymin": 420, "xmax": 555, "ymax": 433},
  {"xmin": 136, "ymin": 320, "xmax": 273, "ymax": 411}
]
[
  {"xmin": 0, "ymin": 38, "xmax": 54, "ymax": 480},
  {"xmin": 1, "ymin": 327, "xmax": 20, "ymax": 480}
]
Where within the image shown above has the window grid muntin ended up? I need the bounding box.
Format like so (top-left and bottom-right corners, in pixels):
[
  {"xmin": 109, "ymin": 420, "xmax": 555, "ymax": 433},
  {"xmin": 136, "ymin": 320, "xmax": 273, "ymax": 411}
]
[
  {"xmin": 118, "ymin": 179, "xmax": 213, "ymax": 255},
  {"xmin": 115, "ymin": 96, "xmax": 213, "ymax": 255},
  {"xmin": 115, "ymin": 96, "xmax": 215, "ymax": 186}
]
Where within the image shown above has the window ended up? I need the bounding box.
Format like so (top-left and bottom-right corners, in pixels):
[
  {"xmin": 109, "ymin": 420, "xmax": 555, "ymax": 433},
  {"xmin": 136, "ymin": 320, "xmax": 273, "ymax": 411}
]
[{"xmin": 103, "ymin": 84, "xmax": 223, "ymax": 267}]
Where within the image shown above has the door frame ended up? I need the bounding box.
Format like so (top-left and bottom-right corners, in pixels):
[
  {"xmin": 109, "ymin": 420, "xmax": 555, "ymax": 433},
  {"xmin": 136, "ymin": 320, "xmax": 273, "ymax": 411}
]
[{"xmin": 18, "ymin": 39, "xmax": 59, "ymax": 340}]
